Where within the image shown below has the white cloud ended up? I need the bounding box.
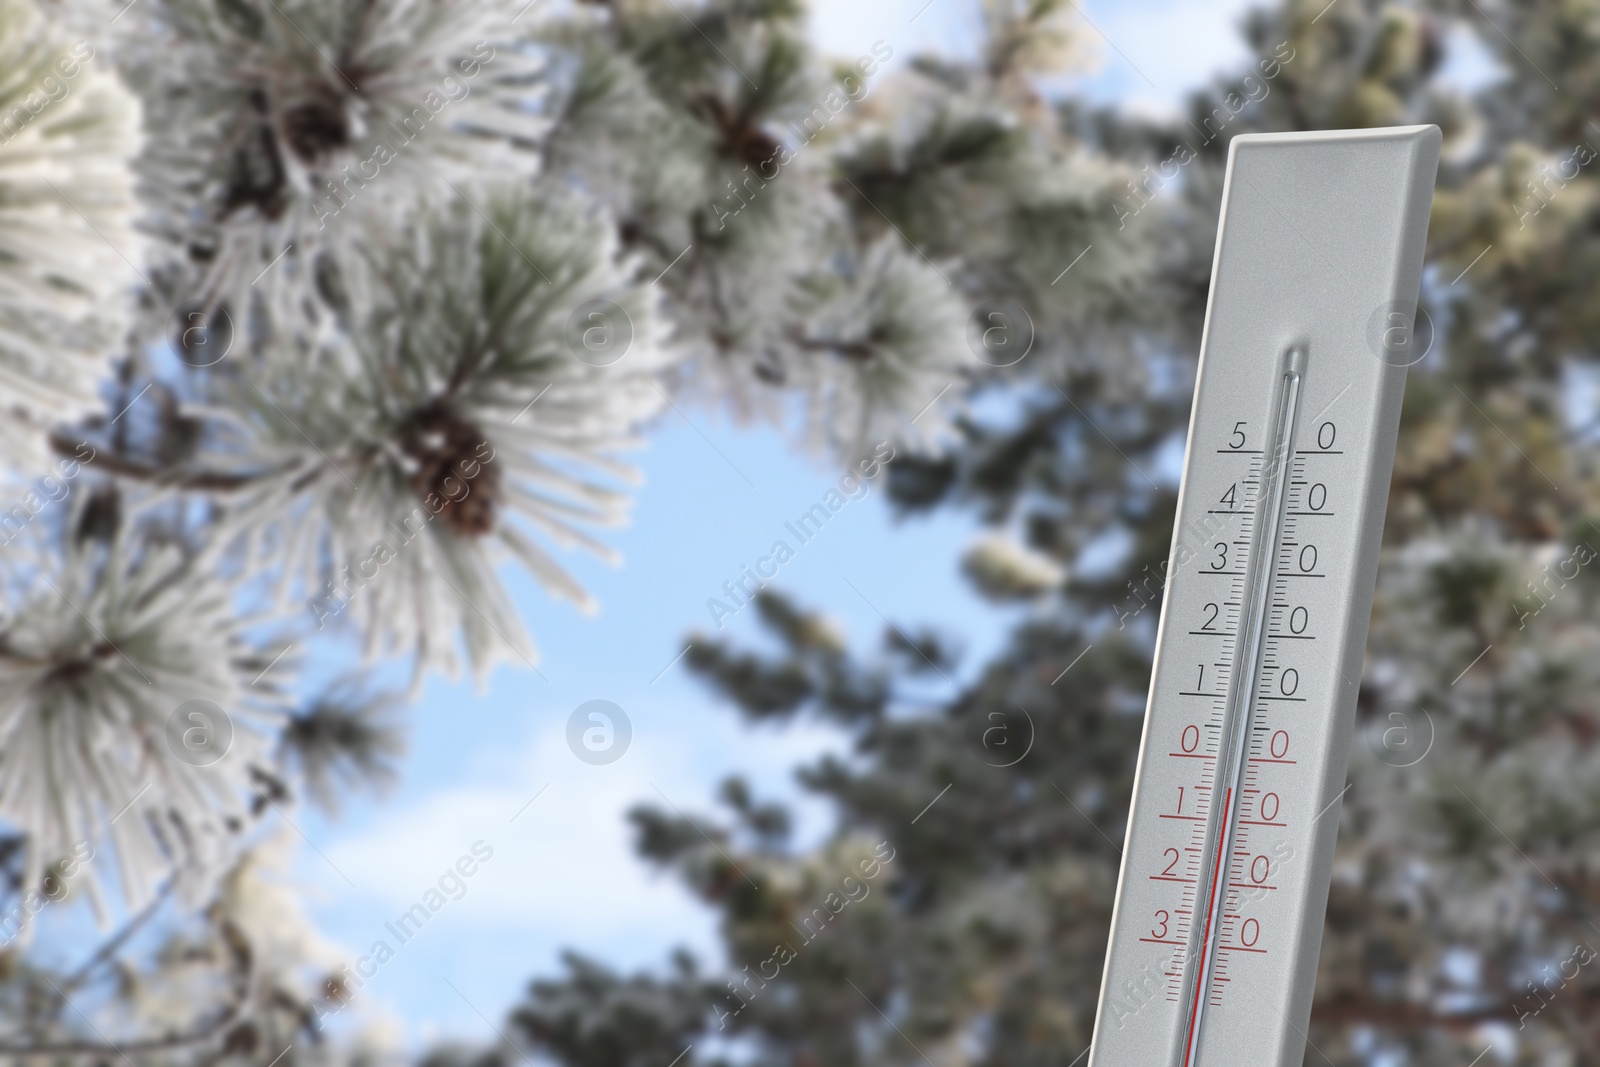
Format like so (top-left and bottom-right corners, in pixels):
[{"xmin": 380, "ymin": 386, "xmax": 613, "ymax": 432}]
[
  {"xmin": 322, "ymin": 733, "xmax": 705, "ymax": 948},
  {"xmin": 312, "ymin": 700, "xmax": 848, "ymax": 956}
]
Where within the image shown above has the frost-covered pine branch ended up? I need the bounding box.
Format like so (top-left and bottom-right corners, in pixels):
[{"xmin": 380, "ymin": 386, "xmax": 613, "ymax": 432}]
[
  {"xmin": 204, "ymin": 185, "xmax": 667, "ymax": 678},
  {"xmin": 0, "ymin": 517, "xmax": 283, "ymax": 921},
  {"xmin": 115, "ymin": 0, "xmax": 545, "ymax": 349},
  {"xmin": 0, "ymin": 0, "xmax": 139, "ymax": 469}
]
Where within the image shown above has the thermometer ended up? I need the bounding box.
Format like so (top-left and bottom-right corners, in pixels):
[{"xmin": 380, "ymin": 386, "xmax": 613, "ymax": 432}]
[{"xmin": 1088, "ymin": 126, "xmax": 1439, "ymax": 1066}]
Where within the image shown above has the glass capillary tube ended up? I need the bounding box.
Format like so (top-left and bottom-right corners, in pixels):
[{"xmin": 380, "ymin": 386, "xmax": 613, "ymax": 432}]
[{"xmin": 1177, "ymin": 346, "xmax": 1306, "ymax": 1067}]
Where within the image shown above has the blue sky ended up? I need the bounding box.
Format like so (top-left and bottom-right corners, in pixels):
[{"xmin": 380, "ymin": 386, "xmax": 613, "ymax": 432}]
[{"xmin": 284, "ymin": 0, "xmax": 1307, "ymax": 1052}]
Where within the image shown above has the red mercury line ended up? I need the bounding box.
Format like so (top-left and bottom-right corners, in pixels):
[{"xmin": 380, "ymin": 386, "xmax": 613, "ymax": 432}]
[{"xmin": 1181, "ymin": 785, "xmax": 1231, "ymax": 1067}]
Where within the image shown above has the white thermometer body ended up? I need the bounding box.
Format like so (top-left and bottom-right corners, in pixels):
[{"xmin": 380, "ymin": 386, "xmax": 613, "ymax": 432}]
[{"xmin": 1088, "ymin": 126, "xmax": 1440, "ymax": 1067}]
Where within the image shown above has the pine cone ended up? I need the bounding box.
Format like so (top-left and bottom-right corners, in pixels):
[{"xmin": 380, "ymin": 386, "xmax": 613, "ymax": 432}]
[
  {"xmin": 399, "ymin": 402, "xmax": 501, "ymax": 538},
  {"xmin": 281, "ymin": 89, "xmax": 351, "ymax": 164}
]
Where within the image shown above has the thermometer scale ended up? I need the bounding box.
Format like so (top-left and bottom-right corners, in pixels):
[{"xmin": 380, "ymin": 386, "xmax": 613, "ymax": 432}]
[{"xmin": 1088, "ymin": 127, "xmax": 1440, "ymax": 1066}]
